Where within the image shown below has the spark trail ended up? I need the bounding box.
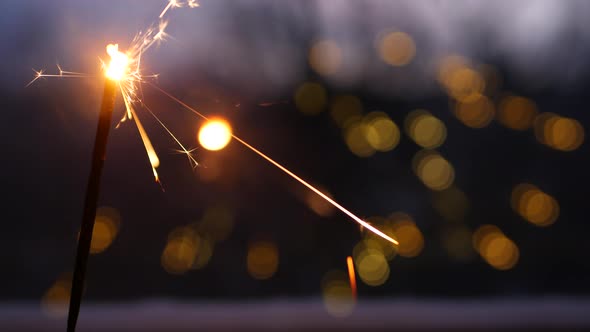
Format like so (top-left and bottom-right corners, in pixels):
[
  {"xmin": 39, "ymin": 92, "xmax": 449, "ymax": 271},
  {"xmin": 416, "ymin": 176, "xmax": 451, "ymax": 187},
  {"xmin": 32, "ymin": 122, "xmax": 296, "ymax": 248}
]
[
  {"xmin": 150, "ymin": 83, "xmax": 399, "ymax": 246},
  {"xmin": 30, "ymin": 0, "xmax": 398, "ymax": 247}
]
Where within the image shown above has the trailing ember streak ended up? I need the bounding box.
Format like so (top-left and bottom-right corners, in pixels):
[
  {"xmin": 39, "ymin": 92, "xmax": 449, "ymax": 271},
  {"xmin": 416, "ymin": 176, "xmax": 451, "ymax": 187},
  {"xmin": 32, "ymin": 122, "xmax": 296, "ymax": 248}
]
[
  {"xmin": 347, "ymin": 256, "xmax": 357, "ymax": 299},
  {"xmin": 31, "ymin": 0, "xmax": 397, "ymax": 245},
  {"xmin": 151, "ymin": 84, "xmax": 399, "ymax": 246},
  {"xmin": 160, "ymin": 0, "xmax": 199, "ymax": 18},
  {"xmin": 233, "ymin": 136, "xmax": 399, "ymax": 245}
]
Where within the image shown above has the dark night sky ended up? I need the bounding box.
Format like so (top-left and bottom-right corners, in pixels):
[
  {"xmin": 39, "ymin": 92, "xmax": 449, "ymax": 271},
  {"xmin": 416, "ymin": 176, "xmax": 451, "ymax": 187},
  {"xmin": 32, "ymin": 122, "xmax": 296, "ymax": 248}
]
[{"xmin": 2, "ymin": 0, "xmax": 590, "ymax": 306}]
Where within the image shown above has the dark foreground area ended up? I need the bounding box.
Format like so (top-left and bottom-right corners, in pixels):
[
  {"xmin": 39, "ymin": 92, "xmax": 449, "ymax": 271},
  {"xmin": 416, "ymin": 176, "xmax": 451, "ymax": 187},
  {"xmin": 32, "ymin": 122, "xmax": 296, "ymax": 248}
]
[{"xmin": 2, "ymin": 297, "xmax": 590, "ymax": 332}]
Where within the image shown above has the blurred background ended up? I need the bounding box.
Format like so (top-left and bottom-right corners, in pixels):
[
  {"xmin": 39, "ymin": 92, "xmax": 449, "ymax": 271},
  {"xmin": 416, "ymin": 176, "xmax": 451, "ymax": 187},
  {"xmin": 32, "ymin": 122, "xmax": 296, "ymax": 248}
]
[{"xmin": 2, "ymin": 0, "xmax": 590, "ymax": 330}]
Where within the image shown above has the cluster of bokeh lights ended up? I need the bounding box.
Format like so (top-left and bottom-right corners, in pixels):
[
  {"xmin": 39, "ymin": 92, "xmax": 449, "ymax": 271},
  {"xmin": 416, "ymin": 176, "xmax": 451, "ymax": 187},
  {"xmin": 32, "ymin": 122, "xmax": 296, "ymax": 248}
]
[{"xmin": 300, "ymin": 25, "xmax": 584, "ymax": 316}]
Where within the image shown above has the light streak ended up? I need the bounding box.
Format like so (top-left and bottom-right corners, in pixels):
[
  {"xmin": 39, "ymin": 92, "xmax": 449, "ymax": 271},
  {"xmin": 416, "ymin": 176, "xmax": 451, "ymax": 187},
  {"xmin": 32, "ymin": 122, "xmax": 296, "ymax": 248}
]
[
  {"xmin": 30, "ymin": 0, "xmax": 398, "ymax": 245},
  {"xmin": 346, "ymin": 256, "xmax": 357, "ymax": 299},
  {"xmin": 160, "ymin": 0, "xmax": 198, "ymax": 18},
  {"xmin": 26, "ymin": 67, "xmax": 91, "ymax": 87},
  {"xmin": 150, "ymin": 83, "xmax": 399, "ymax": 246}
]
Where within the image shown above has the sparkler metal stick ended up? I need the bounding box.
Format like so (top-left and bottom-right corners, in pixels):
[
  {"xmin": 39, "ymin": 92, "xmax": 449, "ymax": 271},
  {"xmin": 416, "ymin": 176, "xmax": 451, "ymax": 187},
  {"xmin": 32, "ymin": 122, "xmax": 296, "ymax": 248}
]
[
  {"xmin": 66, "ymin": 45, "xmax": 126, "ymax": 332},
  {"xmin": 67, "ymin": 78, "xmax": 116, "ymax": 332}
]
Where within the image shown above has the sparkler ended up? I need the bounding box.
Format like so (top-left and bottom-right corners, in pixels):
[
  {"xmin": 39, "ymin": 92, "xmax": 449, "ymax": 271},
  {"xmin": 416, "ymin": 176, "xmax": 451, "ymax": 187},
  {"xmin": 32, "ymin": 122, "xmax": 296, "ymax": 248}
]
[
  {"xmin": 29, "ymin": 2, "xmax": 400, "ymax": 329},
  {"xmin": 67, "ymin": 44, "xmax": 126, "ymax": 332}
]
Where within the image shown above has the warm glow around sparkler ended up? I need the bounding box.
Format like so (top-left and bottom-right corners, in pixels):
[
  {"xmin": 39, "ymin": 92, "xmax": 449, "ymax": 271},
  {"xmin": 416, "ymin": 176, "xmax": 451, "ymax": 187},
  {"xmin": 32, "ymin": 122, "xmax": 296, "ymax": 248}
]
[
  {"xmin": 105, "ymin": 44, "xmax": 129, "ymax": 81},
  {"xmin": 198, "ymin": 118, "xmax": 233, "ymax": 151}
]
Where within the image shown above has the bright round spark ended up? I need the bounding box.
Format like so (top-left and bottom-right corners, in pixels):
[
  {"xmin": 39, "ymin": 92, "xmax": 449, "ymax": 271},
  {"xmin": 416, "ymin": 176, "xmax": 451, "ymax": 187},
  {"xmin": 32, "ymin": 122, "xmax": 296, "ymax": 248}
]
[
  {"xmin": 198, "ymin": 119, "xmax": 233, "ymax": 151},
  {"xmin": 105, "ymin": 44, "xmax": 129, "ymax": 81}
]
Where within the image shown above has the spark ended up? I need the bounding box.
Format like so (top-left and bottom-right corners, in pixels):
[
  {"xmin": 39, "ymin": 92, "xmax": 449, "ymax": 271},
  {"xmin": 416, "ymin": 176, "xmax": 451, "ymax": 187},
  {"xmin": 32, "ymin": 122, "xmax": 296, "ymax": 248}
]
[
  {"xmin": 30, "ymin": 1, "xmax": 198, "ymax": 184},
  {"xmin": 30, "ymin": 0, "xmax": 398, "ymax": 245},
  {"xmin": 142, "ymin": 103, "xmax": 200, "ymax": 169},
  {"xmin": 346, "ymin": 256, "xmax": 357, "ymax": 300},
  {"xmin": 160, "ymin": 0, "xmax": 183, "ymax": 18},
  {"xmin": 150, "ymin": 83, "xmax": 399, "ymax": 246},
  {"xmin": 26, "ymin": 67, "xmax": 90, "ymax": 87}
]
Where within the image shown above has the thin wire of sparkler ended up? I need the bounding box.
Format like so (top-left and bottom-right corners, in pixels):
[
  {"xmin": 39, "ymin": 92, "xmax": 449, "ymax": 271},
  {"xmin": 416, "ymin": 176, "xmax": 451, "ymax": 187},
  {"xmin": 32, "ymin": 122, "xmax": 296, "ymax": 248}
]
[{"xmin": 149, "ymin": 83, "xmax": 400, "ymax": 246}]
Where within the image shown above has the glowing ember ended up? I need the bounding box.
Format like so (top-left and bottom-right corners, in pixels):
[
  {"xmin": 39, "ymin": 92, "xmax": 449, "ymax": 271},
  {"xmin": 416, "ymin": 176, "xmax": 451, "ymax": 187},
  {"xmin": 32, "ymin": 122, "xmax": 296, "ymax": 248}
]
[{"xmin": 198, "ymin": 119, "xmax": 233, "ymax": 151}]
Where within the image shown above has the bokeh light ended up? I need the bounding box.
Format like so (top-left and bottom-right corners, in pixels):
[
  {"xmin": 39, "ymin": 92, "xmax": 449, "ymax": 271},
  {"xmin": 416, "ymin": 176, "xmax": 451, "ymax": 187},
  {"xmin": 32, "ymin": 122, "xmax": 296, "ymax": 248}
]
[
  {"xmin": 309, "ymin": 39, "xmax": 342, "ymax": 76},
  {"xmin": 405, "ymin": 109, "xmax": 446, "ymax": 149},
  {"xmin": 89, "ymin": 206, "xmax": 121, "ymax": 254},
  {"xmin": 377, "ymin": 31, "xmax": 416, "ymax": 66},
  {"xmin": 41, "ymin": 274, "xmax": 71, "ymax": 318},
  {"xmin": 534, "ymin": 112, "xmax": 584, "ymax": 151},
  {"xmin": 438, "ymin": 55, "xmax": 484, "ymax": 102},
  {"xmin": 198, "ymin": 118, "xmax": 232, "ymax": 151},
  {"xmin": 390, "ymin": 212, "xmax": 424, "ymax": 258},
  {"xmin": 453, "ymin": 94, "xmax": 495, "ymax": 128},
  {"xmin": 511, "ymin": 183, "xmax": 559, "ymax": 227},
  {"xmin": 295, "ymin": 82, "xmax": 327, "ymax": 115},
  {"xmin": 344, "ymin": 112, "xmax": 401, "ymax": 157},
  {"xmin": 330, "ymin": 95, "xmax": 363, "ymax": 128},
  {"xmin": 497, "ymin": 95, "xmax": 537, "ymax": 130},
  {"xmin": 344, "ymin": 121, "xmax": 376, "ymax": 157},
  {"xmin": 321, "ymin": 270, "xmax": 355, "ymax": 317},
  {"xmin": 473, "ymin": 225, "xmax": 519, "ymax": 270},
  {"xmin": 161, "ymin": 225, "xmax": 213, "ymax": 274},
  {"xmin": 413, "ymin": 150, "xmax": 455, "ymax": 191},
  {"xmin": 438, "ymin": 55, "xmax": 470, "ymax": 85},
  {"xmin": 364, "ymin": 111, "xmax": 401, "ymax": 152},
  {"xmin": 161, "ymin": 227, "xmax": 199, "ymax": 275},
  {"xmin": 247, "ymin": 240, "xmax": 279, "ymax": 280},
  {"xmin": 355, "ymin": 247, "xmax": 390, "ymax": 286}
]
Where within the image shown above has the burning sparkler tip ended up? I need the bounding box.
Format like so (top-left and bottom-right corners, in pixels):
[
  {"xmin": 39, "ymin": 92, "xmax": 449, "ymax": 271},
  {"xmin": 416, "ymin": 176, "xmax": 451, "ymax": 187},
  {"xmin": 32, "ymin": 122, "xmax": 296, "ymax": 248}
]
[{"xmin": 105, "ymin": 44, "xmax": 129, "ymax": 81}]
